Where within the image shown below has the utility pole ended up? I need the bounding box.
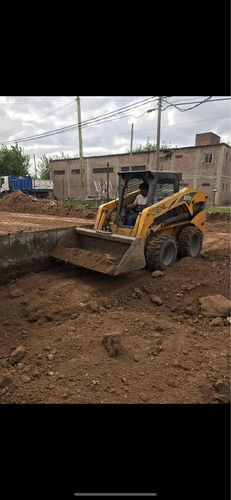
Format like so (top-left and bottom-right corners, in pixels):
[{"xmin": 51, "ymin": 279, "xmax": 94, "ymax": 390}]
[
  {"xmin": 155, "ymin": 96, "xmax": 162, "ymax": 171},
  {"xmin": 106, "ymin": 162, "xmax": 110, "ymax": 202},
  {"xmin": 129, "ymin": 123, "xmax": 134, "ymax": 171},
  {"xmin": 76, "ymin": 96, "xmax": 84, "ymax": 199},
  {"xmin": 33, "ymin": 154, "xmax": 37, "ymax": 178}
]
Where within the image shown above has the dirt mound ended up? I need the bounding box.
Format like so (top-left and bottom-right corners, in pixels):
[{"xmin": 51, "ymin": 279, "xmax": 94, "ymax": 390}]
[
  {"xmin": 0, "ymin": 196, "xmax": 230, "ymax": 405},
  {"xmin": 0, "ymin": 190, "xmax": 31, "ymax": 211},
  {"xmin": 206, "ymin": 211, "xmax": 231, "ymax": 221},
  {"xmin": 1, "ymin": 192, "xmax": 229, "ymax": 222},
  {"xmin": 0, "ymin": 219, "xmax": 230, "ymax": 405},
  {"xmin": 0, "ymin": 191, "xmax": 96, "ymax": 219},
  {"xmin": 51, "ymin": 245, "xmax": 118, "ymax": 275}
]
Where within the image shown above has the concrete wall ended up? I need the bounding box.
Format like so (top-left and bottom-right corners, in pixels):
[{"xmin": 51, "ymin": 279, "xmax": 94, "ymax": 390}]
[{"xmin": 0, "ymin": 227, "xmax": 72, "ymax": 284}]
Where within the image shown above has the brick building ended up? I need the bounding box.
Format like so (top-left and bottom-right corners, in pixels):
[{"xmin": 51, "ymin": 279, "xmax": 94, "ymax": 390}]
[{"xmin": 49, "ymin": 132, "xmax": 231, "ymax": 206}]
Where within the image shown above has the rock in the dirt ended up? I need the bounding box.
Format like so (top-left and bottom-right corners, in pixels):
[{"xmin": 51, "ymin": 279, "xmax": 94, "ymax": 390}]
[
  {"xmin": 139, "ymin": 392, "xmax": 148, "ymax": 402},
  {"xmin": 133, "ymin": 287, "xmax": 144, "ymax": 298},
  {"xmin": 21, "ymin": 375, "xmax": 31, "ymax": 383},
  {"xmin": 184, "ymin": 296, "xmax": 194, "ymax": 306},
  {"xmin": 200, "ymin": 251, "xmax": 210, "ymax": 259},
  {"xmin": 90, "ymin": 302, "xmax": 99, "ymax": 313},
  {"xmin": 184, "ymin": 306, "xmax": 194, "ymax": 316},
  {"xmin": 151, "ymin": 270, "xmax": 164, "ymax": 277},
  {"xmin": 27, "ymin": 311, "xmax": 42, "ymax": 322},
  {"xmin": 210, "ymin": 317, "xmax": 224, "ymax": 326},
  {"xmin": 9, "ymin": 288, "xmax": 25, "ymax": 298},
  {"xmin": 102, "ymin": 332, "xmax": 121, "ymax": 357},
  {"xmin": 0, "ymin": 376, "xmax": 13, "ymax": 388},
  {"xmin": 199, "ymin": 295, "xmax": 231, "ymax": 318},
  {"xmin": 9, "ymin": 345, "xmax": 26, "ymax": 364},
  {"xmin": 181, "ymin": 284, "xmax": 188, "ymax": 291},
  {"xmin": 155, "ymin": 325, "xmax": 164, "ymax": 332},
  {"xmin": 214, "ymin": 379, "xmax": 230, "ymax": 395},
  {"xmin": 45, "ymin": 314, "xmax": 53, "ymax": 322},
  {"xmin": 150, "ymin": 295, "xmax": 163, "ymax": 306}
]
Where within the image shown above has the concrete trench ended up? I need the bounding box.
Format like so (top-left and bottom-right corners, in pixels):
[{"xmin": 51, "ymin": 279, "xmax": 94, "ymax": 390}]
[{"xmin": 0, "ymin": 227, "xmax": 73, "ymax": 284}]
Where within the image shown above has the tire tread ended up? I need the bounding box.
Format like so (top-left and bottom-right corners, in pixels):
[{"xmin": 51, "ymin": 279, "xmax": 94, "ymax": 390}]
[{"xmin": 146, "ymin": 235, "xmax": 177, "ymax": 271}]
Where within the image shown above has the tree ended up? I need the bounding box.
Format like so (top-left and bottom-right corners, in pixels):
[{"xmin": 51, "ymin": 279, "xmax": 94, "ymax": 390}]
[
  {"xmin": 0, "ymin": 144, "xmax": 30, "ymax": 176},
  {"xmin": 127, "ymin": 137, "xmax": 173, "ymax": 153},
  {"xmin": 37, "ymin": 155, "xmax": 51, "ymax": 180},
  {"xmin": 37, "ymin": 152, "xmax": 71, "ymax": 180},
  {"xmin": 51, "ymin": 152, "xmax": 70, "ymax": 160}
]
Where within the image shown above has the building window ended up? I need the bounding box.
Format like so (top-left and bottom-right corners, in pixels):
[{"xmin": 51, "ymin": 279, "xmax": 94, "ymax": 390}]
[
  {"xmin": 54, "ymin": 170, "xmax": 65, "ymax": 175},
  {"xmin": 204, "ymin": 153, "xmax": 213, "ymax": 164},
  {"xmin": 93, "ymin": 167, "xmax": 113, "ymax": 173},
  {"xmin": 131, "ymin": 165, "xmax": 146, "ymax": 171},
  {"xmin": 175, "ymin": 155, "xmax": 183, "ymax": 158},
  {"xmin": 120, "ymin": 165, "xmax": 146, "ymax": 172},
  {"xmin": 202, "ymin": 183, "xmax": 210, "ymax": 186},
  {"xmin": 71, "ymin": 169, "xmax": 80, "ymax": 174}
]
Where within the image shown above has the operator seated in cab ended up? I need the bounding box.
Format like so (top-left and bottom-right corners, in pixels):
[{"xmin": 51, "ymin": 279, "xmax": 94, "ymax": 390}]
[{"xmin": 125, "ymin": 182, "xmax": 149, "ymax": 226}]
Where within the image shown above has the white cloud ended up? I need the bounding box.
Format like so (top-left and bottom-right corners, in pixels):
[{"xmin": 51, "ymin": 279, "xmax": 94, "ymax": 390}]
[
  {"xmin": 166, "ymin": 109, "xmax": 176, "ymax": 126},
  {"xmin": 0, "ymin": 96, "xmax": 230, "ymax": 176}
]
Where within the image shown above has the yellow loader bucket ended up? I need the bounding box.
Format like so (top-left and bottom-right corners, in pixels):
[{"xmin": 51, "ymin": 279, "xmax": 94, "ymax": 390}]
[{"xmin": 50, "ymin": 227, "xmax": 146, "ymax": 275}]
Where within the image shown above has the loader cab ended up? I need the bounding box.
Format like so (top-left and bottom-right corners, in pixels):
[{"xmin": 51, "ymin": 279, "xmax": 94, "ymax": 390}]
[{"xmin": 116, "ymin": 170, "xmax": 182, "ymax": 226}]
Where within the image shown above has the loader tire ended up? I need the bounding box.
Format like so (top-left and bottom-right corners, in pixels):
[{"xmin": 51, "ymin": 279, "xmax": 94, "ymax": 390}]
[
  {"xmin": 177, "ymin": 226, "xmax": 203, "ymax": 258},
  {"xmin": 145, "ymin": 235, "xmax": 178, "ymax": 271}
]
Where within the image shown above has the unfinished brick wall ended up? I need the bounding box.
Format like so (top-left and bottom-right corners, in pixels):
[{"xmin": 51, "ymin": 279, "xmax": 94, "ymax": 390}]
[
  {"xmin": 50, "ymin": 140, "xmax": 230, "ymax": 206},
  {"xmin": 195, "ymin": 132, "xmax": 221, "ymax": 146}
]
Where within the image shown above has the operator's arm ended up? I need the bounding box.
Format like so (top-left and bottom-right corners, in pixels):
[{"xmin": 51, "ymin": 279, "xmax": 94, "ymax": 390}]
[
  {"xmin": 127, "ymin": 202, "xmax": 136, "ymax": 210},
  {"xmin": 127, "ymin": 195, "xmax": 138, "ymax": 210}
]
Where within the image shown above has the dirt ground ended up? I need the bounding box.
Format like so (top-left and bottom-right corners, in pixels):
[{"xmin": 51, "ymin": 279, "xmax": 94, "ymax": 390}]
[
  {"xmin": 0, "ymin": 192, "xmax": 230, "ymax": 404},
  {"xmin": 0, "ymin": 190, "xmax": 96, "ymax": 219},
  {"xmin": 0, "ymin": 190, "xmax": 95, "ymax": 234},
  {"xmin": 0, "ymin": 211, "xmax": 93, "ymax": 234}
]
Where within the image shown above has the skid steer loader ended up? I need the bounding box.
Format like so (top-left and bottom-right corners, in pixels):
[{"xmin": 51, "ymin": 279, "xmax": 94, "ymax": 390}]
[{"xmin": 51, "ymin": 170, "xmax": 207, "ymax": 275}]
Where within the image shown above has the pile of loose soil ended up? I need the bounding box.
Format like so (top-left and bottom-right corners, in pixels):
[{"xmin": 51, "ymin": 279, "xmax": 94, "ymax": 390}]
[
  {"xmin": 1, "ymin": 191, "xmax": 229, "ymax": 222},
  {"xmin": 51, "ymin": 245, "xmax": 118, "ymax": 275},
  {"xmin": 0, "ymin": 220, "xmax": 230, "ymax": 405},
  {"xmin": 206, "ymin": 211, "xmax": 231, "ymax": 221},
  {"xmin": 0, "ymin": 191, "xmax": 95, "ymax": 219}
]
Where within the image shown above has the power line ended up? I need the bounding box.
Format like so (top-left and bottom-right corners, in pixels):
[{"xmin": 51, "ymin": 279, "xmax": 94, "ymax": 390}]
[
  {"xmin": 161, "ymin": 96, "xmax": 214, "ymax": 112},
  {"xmin": 1, "ymin": 96, "xmax": 225, "ymax": 145},
  {"xmin": 68, "ymin": 114, "xmax": 229, "ymax": 145},
  {"xmin": 1, "ymin": 96, "xmax": 230, "ymax": 146},
  {"xmin": 1, "ymin": 97, "xmax": 157, "ymax": 145},
  {"xmin": 0, "ymin": 99, "xmax": 75, "ymax": 141},
  {"xmin": 80, "ymin": 97, "xmax": 157, "ymax": 125}
]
